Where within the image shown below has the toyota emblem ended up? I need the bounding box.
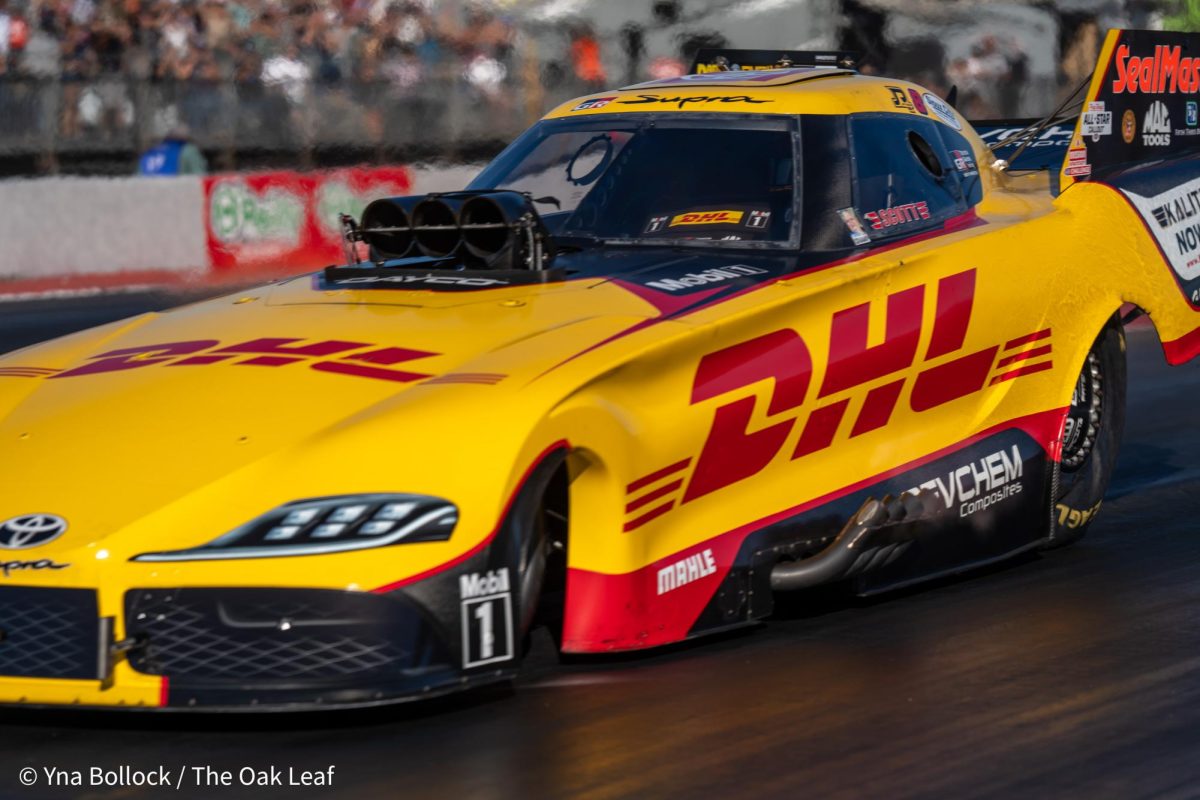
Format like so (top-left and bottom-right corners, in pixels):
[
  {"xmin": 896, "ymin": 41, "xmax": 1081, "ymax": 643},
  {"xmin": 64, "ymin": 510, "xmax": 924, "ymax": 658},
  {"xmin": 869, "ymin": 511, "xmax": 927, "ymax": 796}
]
[{"xmin": 0, "ymin": 515, "xmax": 68, "ymax": 549}]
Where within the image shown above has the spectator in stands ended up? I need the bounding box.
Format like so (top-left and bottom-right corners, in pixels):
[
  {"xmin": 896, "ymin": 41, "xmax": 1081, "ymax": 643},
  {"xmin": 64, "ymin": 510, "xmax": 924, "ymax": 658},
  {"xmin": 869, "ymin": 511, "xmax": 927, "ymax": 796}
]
[{"xmin": 138, "ymin": 124, "xmax": 207, "ymax": 175}]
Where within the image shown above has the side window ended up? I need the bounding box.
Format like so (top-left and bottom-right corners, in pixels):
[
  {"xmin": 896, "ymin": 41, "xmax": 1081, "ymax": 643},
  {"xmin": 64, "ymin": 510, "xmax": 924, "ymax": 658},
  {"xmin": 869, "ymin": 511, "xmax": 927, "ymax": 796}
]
[
  {"xmin": 801, "ymin": 115, "xmax": 855, "ymax": 251},
  {"xmin": 849, "ymin": 114, "xmax": 965, "ymax": 240},
  {"xmin": 931, "ymin": 125, "xmax": 985, "ymax": 208}
]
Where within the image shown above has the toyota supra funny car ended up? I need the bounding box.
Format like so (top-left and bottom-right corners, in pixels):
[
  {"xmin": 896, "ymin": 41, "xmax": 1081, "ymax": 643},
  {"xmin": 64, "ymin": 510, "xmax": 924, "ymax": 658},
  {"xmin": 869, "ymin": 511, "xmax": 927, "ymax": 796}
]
[{"xmin": 2, "ymin": 30, "xmax": 1200, "ymax": 710}]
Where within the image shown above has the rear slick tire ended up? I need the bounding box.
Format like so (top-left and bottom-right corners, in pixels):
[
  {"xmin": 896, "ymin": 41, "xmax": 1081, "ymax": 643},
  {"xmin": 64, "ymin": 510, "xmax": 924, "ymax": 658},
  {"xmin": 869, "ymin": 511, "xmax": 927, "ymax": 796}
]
[{"xmin": 1044, "ymin": 315, "xmax": 1126, "ymax": 548}]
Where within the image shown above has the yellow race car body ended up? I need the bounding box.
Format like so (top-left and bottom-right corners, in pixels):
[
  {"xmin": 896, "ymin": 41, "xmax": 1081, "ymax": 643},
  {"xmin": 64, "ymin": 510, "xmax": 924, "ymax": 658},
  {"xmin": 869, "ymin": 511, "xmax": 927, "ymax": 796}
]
[{"xmin": 1, "ymin": 32, "xmax": 1198, "ymax": 710}]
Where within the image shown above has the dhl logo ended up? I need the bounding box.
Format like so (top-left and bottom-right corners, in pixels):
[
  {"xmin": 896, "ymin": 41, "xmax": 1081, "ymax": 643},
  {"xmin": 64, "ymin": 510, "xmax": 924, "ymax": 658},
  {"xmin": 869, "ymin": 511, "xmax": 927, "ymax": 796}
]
[
  {"xmin": 12, "ymin": 338, "xmax": 445, "ymax": 384},
  {"xmin": 670, "ymin": 210, "xmax": 744, "ymax": 227},
  {"xmin": 623, "ymin": 268, "xmax": 1054, "ymax": 531}
]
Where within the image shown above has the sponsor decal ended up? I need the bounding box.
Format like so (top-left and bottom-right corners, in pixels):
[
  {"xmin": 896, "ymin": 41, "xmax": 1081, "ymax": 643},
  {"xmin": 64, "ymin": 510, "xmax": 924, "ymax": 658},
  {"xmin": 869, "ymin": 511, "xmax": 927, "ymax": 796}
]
[
  {"xmin": 1122, "ymin": 108, "xmax": 1137, "ymax": 143},
  {"xmin": 673, "ymin": 268, "xmax": 1054, "ymax": 504},
  {"xmin": 1122, "ymin": 176, "xmax": 1200, "ymax": 281},
  {"xmin": 618, "ymin": 94, "xmax": 772, "ymax": 109},
  {"xmin": 209, "ymin": 181, "xmax": 304, "ymax": 247},
  {"xmin": 905, "ymin": 445, "xmax": 1023, "ymax": 518},
  {"xmin": 863, "ymin": 201, "xmax": 931, "ymax": 230},
  {"xmin": 908, "ymin": 88, "xmax": 928, "ymax": 115},
  {"xmin": 656, "ymin": 548, "xmax": 717, "ymax": 595},
  {"xmin": 1111, "ymin": 43, "xmax": 1200, "ymax": 94},
  {"xmin": 977, "ymin": 125, "xmax": 1074, "ymax": 149},
  {"xmin": 745, "ymin": 210, "xmax": 771, "ymax": 229},
  {"xmin": 950, "ymin": 149, "xmax": 978, "ymax": 177},
  {"xmin": 460, "ymin": 568, "xmax": 514, "ymax": 668},
  {"xmin": 887, "ymin": 86, "xmax": 917, "ymax": 113},
  {"xmin": 0, "ymin": 559, "xmax": 69, "ymax": 577},
  {"xmin": 689, "ymin": 65, "xmax": 800, "ymax": 77},
  {"xmin": 314, "ymin": 178, "xmax": 406, "ymax": 238},
  {"xmin": 837, "ymin": 207, "xmax": 871, "ymax": 245},
  {"xmin": 1189, "ymin": 101, "xmax": 1198, "ymax": 127},
  {"xmin": 1065, "ymin": 144, "xmax": 1091, "ymax": 177},
  {"xmin": 573, "ymin": 96, "xmax": 615, "ymax": 111},
  {"xmin": 645, "ymin": 215, "xmax": 670, "ymax": 233},
  {"xmin": 0, "ymin": 514, "xmax": 68, "ymax": 549},
  {"xmin": 644, "ymin": 264, "xmax": 769, "ymax": 293},
  {"xmin": 1143, "ymin": 100, "xmax": 1172, "ymax": 146},
  {"xmin": 923, "ymin": 93, "xmax": 962, "ymax": 130},
  {"xmin": 48, "ymin": 338, "xmax": 442, "ymax": 384},
  {"xmin": 669, "ymin": 210, "xmax": 745, "ymax": 227},
  {"xmin": 1056, "ymin": 500, "xmax": 1101, "ymax": 530},
  {"xmin": 330, "ymin": 273, "xmax": 511, "ymax": 287},
  {"xmin": 1082, "ymin": 101, "xmax": 1113, "ymax": 141}
]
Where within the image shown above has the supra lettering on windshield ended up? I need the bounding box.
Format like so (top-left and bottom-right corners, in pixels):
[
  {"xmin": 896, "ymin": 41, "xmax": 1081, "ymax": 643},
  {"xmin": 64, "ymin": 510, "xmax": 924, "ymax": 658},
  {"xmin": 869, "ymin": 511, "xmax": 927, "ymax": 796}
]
[{"xmin": 618, "ymin": 94, "xmax": 772, "ymax": 109}]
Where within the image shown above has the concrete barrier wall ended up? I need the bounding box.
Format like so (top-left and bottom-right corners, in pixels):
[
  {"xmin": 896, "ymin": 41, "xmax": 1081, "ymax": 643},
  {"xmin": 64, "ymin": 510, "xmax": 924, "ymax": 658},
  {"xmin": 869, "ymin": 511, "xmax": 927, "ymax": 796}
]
[
  {"xmin": 0, "ymin": 176, "xmax": 207, "ymax": 279},
  {"xmin": 0, "ymin": 164, "xmax": 486, "ymax": 293}
]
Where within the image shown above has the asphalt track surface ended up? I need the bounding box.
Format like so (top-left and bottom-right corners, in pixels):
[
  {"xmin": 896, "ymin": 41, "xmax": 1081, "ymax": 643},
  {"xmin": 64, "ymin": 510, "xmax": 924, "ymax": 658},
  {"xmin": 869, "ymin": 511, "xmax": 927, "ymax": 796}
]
[{"xmin": 2, "ymin": 290, "xmax": 1200, "ymax": 800}]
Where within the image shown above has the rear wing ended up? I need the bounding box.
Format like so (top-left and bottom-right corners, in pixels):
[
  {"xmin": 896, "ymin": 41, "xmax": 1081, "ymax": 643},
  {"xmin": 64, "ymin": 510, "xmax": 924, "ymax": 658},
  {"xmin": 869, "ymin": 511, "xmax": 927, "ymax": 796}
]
[{"xmin": 1060, "ymin": 29, "xmax": 1200, "ymax": 189}]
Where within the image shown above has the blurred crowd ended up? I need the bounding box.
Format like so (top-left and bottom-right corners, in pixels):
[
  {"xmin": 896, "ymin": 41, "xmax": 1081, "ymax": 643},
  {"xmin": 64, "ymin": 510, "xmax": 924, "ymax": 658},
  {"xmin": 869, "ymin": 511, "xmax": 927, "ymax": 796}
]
[{"xmin": 0, "ymin": 0, "xmax": 1181, "ymax": 174}]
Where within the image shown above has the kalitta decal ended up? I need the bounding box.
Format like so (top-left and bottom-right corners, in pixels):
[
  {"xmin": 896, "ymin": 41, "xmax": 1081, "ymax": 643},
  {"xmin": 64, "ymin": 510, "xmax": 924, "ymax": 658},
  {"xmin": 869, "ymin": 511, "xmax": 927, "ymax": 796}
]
[
  {"xmin": 618, "ymin": 94, "xmax": 771, "ymax": 109},
  {"xmin": 1112, "ymin": 43, "xmax": 1200, "ymax": 94},
  {"xmin": 645, "ymin": 264, "xmax": 768, "ymax": 292},
  {"xmin": 657, "ymin": 549, "xmax": 717, "ymax": 595},
  {"xmin": 1121, "ymin": 175, "xmax": 1200, "ymax": 281},
  {"xmin": 906, "ymin": 445, "xmax": 1024, "ymax": 518}
]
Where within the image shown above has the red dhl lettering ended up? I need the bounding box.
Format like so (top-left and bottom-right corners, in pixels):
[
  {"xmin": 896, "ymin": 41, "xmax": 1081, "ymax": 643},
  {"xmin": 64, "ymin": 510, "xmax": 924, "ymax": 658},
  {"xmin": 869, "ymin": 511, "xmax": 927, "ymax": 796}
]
[
  {"xmin": 680, "ymin": 269, "xmax": 1054, "ymax": 503},
  {"xmin": 669, "ymin": 210, "xmax": 745, "ymax": 227},
  {"xmin": 1112, "ymin": 42, "xmax": 1200, "ymax": 94},
  {"xmin": 49, "ymin": 338, "xmax": 440, "ymax": 383}
]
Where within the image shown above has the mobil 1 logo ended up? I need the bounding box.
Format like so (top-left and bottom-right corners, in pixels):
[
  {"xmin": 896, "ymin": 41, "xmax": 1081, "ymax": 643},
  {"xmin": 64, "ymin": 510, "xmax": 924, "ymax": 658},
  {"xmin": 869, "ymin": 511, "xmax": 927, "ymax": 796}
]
[{"xmin": 460, "ymin": 568, "xmax": 514, "ymax": 668}]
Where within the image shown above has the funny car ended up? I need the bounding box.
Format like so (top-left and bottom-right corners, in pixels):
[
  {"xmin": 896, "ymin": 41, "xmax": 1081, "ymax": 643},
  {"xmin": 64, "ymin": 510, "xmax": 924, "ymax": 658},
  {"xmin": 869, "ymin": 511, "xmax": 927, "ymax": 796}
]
[{"xmin": 1, "ymin": 30, "xmax": 1199, "ymax": 710}]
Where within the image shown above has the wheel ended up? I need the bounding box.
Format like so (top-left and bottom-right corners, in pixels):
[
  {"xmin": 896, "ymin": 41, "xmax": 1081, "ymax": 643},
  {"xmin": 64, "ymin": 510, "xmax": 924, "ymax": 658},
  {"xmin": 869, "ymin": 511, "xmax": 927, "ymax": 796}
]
[
  {"xmin": 506, "ymin": 454, "xmax": 569, "ymax": 639},
  {"xmin": 1045, "ymin": 315, "xmax": 1126, "ymax": 547}
]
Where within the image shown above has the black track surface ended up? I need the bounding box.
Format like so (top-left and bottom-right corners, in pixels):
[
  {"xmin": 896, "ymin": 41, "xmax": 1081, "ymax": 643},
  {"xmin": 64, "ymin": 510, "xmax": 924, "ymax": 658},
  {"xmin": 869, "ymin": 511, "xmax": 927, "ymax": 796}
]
[{"xmin": 1, "ymin": 291, "xmax": 1200, "ymax": 799}]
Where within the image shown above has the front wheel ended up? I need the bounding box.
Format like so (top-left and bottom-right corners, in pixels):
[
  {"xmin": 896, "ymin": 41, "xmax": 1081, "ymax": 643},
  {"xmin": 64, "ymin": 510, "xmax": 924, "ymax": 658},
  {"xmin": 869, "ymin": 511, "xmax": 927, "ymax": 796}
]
[{"xmin": 1045, "ymin": 315, "xmax": 1126, "ymax": 548}]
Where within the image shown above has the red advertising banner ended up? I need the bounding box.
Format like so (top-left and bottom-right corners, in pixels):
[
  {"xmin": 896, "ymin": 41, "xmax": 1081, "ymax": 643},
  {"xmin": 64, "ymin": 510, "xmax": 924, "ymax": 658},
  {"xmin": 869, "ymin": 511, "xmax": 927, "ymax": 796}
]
[{"xmin": 203, "ymin": 166, "xmax": 412, "ymax": 275}]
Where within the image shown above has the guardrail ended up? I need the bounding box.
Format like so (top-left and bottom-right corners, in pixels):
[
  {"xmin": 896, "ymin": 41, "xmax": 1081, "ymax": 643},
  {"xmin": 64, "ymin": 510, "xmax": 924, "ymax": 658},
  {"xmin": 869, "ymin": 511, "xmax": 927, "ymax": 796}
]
[{"xmin": 0, "ymin": 73, "xmax": 588, "ymax": 168}]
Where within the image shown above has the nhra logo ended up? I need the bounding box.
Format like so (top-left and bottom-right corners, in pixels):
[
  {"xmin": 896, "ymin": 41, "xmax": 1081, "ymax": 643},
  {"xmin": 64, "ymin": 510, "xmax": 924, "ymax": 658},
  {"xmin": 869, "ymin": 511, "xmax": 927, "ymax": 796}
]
[
  {"xmin": 1112, "ymin": 43, "xmax": 1200, "ymax": 94},
  {"xmin": 1143, "ymin": 101, "xmax": 1172, "ymax": 147},
  {"xmin": 0, "ymin": 514, "xmax": 68, "ymax": 549}
]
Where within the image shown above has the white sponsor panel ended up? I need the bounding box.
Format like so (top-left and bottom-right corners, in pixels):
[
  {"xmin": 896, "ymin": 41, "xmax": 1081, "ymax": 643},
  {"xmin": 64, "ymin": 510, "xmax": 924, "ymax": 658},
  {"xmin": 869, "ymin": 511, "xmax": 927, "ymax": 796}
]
[
  {"xmin": 906, "ymin": 445, "xmax": 1024, "ymax": 519},
  {"xmin": 1122, "ymin": 176, "xmax": 1200, "ymax": 281},
  {"xmin": 1082, "ymin": 101, "xmax": 1113, "ymax": 141},
  {"xmin": 0, "ymin": 176, "xmax": 207, "ymax": 279},
  {"xmin": 923, "ymin": 93, "xmax": 963, "ymax": 130}
]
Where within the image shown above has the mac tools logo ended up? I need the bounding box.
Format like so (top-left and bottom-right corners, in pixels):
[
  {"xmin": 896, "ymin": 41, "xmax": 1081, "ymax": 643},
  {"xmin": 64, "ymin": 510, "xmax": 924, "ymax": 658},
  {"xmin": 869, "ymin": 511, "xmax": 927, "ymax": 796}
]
[
  {"xmin": 0, "ymin": 515, "xmax": 68, "ymax": 549},
  {"xmin": 1143, "ymin": 101, "xmax": 1172, "ymax": 147}
]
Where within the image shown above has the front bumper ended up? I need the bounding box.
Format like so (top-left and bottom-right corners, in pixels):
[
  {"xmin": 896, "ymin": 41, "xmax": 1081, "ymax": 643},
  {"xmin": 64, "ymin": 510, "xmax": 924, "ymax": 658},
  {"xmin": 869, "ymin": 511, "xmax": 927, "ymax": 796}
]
[{"xmin": 0, "ymin": 585, "xmax": 505, "ymax": 711}]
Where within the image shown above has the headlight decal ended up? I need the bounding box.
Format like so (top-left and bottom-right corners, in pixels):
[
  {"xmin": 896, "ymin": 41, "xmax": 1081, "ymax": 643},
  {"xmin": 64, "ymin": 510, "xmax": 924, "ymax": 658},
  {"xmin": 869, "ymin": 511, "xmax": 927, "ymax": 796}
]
[{"xmin": 132, "ymin": 494, "xmax": 457, "ymax": 562}]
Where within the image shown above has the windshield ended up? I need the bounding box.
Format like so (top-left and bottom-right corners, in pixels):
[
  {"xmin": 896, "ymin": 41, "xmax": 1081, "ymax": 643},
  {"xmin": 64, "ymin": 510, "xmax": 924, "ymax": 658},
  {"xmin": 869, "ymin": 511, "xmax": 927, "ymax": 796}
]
[{"xmin": 469, "ymin": 116, "xmax": 797, "ymax": 246}]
